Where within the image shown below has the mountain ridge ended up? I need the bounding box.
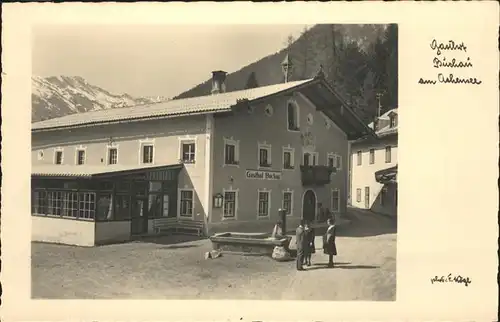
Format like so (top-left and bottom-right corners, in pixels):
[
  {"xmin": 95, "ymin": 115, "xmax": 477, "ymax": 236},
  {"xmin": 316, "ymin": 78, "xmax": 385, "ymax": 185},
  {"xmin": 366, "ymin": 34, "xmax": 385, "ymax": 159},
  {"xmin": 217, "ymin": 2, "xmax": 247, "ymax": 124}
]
[
  {"xmin": 31, "ymin": 75, "xmax": 169, "ymax": 122},
  {"xmin": 174, "ymin": 24, "xmax": 397, "ymax": 125}
]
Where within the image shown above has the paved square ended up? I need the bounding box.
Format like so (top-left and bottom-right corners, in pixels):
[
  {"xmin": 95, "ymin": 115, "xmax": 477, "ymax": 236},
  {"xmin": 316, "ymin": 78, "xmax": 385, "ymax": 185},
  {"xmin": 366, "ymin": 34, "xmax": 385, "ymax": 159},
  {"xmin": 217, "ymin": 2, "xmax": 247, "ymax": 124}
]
[{"xmin": 31, "ymin": 210, "xmax": 396, "ymax": 300}]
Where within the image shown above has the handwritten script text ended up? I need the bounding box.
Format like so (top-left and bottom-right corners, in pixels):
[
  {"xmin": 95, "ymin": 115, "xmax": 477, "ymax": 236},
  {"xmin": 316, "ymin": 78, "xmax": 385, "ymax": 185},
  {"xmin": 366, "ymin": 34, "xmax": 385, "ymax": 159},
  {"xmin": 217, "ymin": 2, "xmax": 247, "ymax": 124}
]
[{"xmin": 418, "ymin": 39, "xmax": 482, "ymax": 85}]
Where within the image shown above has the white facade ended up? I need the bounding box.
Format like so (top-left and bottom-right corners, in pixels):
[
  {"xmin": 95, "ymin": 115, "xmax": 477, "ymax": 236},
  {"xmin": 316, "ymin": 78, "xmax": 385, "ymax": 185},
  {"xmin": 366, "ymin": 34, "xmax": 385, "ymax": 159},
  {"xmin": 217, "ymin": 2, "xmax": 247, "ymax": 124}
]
[{"xmin": 350, "ymin": 109, "xmax": 398, "ymax": 214}]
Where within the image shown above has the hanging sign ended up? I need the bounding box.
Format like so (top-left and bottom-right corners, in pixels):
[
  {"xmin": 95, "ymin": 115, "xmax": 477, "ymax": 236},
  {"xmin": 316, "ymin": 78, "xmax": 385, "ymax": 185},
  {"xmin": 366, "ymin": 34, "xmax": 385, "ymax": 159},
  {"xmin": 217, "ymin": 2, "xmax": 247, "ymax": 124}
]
[{"xmin": 245, "ymin": 169, "xmax": 282, "ymax": 180}]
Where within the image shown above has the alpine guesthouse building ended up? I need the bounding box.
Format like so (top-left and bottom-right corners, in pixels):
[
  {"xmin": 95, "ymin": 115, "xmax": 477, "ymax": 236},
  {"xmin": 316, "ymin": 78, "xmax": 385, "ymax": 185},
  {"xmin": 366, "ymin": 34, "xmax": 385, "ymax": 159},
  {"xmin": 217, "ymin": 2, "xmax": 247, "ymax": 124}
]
[{"xmin": 31, "ymin": 57, "xmax": 374, "ymax": 246}]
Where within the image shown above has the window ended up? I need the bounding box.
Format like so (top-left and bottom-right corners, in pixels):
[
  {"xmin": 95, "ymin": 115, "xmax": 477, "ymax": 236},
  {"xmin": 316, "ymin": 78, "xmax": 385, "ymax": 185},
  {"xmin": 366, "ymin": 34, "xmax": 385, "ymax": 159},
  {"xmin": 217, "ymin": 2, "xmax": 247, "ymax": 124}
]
[
  {"xmin": 335, "ymin": 155, "xmax": 342, "ymax": 170},
  {"xmin": 327, "ymin": 153, "xmax": 335, "ymax": 168},
  {"xmin": 287, "ymin": 102, "xmax": 299, "ymax": 131},
  {"xmin": 369, "ymin": 149, "xmax": 375, "ymax": 164},
  {"xmin": 148, "ymin": 193, "xmax": 162, "ymax": 218},
  {"xmin": 96, "ymin": 193, "xmax": 113, "ymax": 220},
  {"xmin": 331, "ymin": 189, "xmax": 340, "ymax": 212},
  {"xmin": 179, "ymin": 189, "xmax": 194, "ymax": 217},
  {"xmin": 32, "ymin": 190, "xmax": 95, "ymax": 220},
  {"xmin": 390, "ymin": 115, "xmax": 397, "ymax": 128},
  {"xmin": 32, "ymin": 190, "xmax": 47, "ymax": 214},
  {"xmin": 142, "ymin": 144, "xmax": 154, "ymax": 164},
  {"xmin": 76, "ymin": 150, "xmax": 85, "ymax": 165},
  {"xmin": 181, "ymin": 142, "xmax": 196, "ymax": 163},
  {"xmin": 258, "ymin": 190, "xmax": 271, "ymax": 217},
  {"xmin": 224, "ymin": 138, "xmax": 239, "ymax": 166},
  {"xmin": 162, "ymin": 194, "xmax": 170, "ymax": 217},
  {"xmin": 303, "ymin": 151, "xmax": 318, "ymax": 166},
  {"xmin": 356, "ymin": 188, "xmax": 362, "ymax": 202},
  {"xmin": 282, "ymin": 147, "xmax": 295, "ymax": 170},
  {"xmin": 258, "ymin": 143, "xmax": 271, "ymax": 168},
  {"xmin": 114, "ymin": 195, "xmax": 131, "ymax": 220},
  {"xmin": 78, "ymin": 192, "xmax": 96, "ymax": 219},
  {"xmin": 385, "ymin": 146, "xmax": 392, "ymax": 163},
  {"xmin": 55, "ymin": 150, "xmax": 63, "ymax": 165},
  {"xmin": 108, "ymin": 147, "xmax": 118, "ymax": 165},
  {"xmin": 303, "ymin": 153, "xmax": 310, "ymax": 166},
  {"xmin": 357, "ymin": 151, "xmax": 362, "ymax": 166},
  {"xmin": 223, "ymin": 191, "xmax": 237, "ymax": 218},
  {"xmin": 62, "ymin": 192, "xmax": 79, "ymax": 218},
  {"xmin": 282, "ymin": 191, "xmax": 293, "ymax": 216}
]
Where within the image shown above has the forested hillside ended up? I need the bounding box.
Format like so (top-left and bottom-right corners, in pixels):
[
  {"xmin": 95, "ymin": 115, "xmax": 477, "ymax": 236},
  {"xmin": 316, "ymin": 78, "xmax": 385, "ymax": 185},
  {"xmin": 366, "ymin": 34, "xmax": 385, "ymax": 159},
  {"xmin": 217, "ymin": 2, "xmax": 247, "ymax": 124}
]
[{"xmin": 174, "ymin": 24, "xmax": 398, "ymax": 125}]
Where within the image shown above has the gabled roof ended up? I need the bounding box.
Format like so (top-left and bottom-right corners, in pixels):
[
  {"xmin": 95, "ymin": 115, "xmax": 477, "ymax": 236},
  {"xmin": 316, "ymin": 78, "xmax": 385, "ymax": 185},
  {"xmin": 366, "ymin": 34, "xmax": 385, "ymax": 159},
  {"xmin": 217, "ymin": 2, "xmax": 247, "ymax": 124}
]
[
  {"xmin": 32, "ymin": 163, "xmax": 183, "ymax": 179},
  {"xmin": 31, "ymin": 75, "xmax": 375, "ymax": 140},
  {"xmin": 362, "ymin": 107, "xmax": 399, "ymax": 139},
  {"xmin": 32, "ymin": 79, "xmax": 312, "ymax": 132},
  {"xmin": 375, "ymin": 165, "xmax": 397, "ymax": 184}
]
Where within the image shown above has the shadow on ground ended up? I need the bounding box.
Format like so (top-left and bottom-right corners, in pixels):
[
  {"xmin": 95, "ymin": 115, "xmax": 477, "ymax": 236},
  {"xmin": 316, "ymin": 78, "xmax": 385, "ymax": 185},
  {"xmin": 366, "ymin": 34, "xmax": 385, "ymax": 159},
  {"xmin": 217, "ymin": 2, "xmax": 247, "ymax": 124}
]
[
  {"xmin": 336, "ymin": 211, "xmax": 397, "ymax": 238},
  {"xmin": 131, "ymin": 234, "xmax": 206, "ymax": 246},
  {"xmin": 306, "ymin": 262, "xmax": 379, "ymax": 270}
]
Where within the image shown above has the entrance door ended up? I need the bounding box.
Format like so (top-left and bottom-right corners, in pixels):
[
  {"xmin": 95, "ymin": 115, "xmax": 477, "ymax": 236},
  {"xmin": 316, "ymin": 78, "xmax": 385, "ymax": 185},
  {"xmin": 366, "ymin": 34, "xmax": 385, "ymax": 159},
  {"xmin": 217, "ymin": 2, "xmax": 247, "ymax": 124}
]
[
  {"xmin": 364, "ymin": 186, "xmax": 370, "ymax": 209},
  {"xmin": 131, "ymin": 197, "xmax": 148, "ymax": 235},
  {"xmin": 302, "ymin": 190, "xmax": 316, "ymax": 222}
]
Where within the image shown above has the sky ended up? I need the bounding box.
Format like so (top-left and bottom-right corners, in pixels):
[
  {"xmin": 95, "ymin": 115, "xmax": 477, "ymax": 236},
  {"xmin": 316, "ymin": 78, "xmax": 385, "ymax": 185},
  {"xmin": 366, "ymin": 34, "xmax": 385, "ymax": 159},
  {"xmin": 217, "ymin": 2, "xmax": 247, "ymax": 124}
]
[{"xmin": 32, "ymin": 24, "xmax": 309, "ymax": 98}]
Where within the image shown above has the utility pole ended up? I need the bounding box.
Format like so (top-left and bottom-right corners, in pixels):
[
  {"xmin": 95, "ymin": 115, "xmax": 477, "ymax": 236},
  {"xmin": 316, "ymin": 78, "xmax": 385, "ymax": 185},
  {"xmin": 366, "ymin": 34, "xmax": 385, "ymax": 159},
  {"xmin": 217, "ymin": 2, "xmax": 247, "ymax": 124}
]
[{"xmin": 375, "ymin": 92, "xmax": 383, "ymax": 117}]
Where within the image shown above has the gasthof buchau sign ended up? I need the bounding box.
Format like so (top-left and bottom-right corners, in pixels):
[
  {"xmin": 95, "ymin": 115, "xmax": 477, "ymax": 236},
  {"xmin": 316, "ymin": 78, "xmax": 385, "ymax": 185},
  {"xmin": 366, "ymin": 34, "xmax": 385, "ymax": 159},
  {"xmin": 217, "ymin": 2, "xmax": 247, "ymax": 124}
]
[{"xmin": 245, "ymin": 169, "xmax": 282, "ymax": 180}]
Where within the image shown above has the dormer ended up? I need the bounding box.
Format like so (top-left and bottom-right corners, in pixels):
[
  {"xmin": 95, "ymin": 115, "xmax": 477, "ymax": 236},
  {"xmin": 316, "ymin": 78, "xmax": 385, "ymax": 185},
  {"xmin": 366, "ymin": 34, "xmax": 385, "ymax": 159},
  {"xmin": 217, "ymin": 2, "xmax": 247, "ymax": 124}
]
[{"xmin": 388, "ymin": 111, "xmax": 398, "ymax": 128}]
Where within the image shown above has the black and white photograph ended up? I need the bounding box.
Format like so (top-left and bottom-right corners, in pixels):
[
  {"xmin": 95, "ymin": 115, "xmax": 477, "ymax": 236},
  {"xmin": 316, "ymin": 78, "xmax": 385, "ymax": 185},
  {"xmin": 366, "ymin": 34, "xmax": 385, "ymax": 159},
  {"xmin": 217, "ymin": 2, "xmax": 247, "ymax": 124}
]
[
  {"xmin": 30, "ymin": 23, "xmax": 398, "ymax": 301},
  {"xmin": 1, "ymin": 3, "xmax": 498, "ymax": 321}
]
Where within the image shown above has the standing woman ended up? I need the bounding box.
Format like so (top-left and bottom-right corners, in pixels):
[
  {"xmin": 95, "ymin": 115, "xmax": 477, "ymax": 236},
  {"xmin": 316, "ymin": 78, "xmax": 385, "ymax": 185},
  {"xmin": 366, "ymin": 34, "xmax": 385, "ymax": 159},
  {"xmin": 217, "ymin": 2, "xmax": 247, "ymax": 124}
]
[{"xmin": 323, "ymin": 218, "xmax": 337, "ymax": 268}]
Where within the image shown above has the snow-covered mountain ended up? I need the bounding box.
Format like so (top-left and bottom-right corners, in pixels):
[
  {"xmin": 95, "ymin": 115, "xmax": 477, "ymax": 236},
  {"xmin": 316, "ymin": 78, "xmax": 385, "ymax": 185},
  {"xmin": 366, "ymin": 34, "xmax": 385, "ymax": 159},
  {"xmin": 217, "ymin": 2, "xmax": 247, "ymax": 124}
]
[{"xmin": 31, "ymin": 75, "xmax": 169, "ymax": 122}]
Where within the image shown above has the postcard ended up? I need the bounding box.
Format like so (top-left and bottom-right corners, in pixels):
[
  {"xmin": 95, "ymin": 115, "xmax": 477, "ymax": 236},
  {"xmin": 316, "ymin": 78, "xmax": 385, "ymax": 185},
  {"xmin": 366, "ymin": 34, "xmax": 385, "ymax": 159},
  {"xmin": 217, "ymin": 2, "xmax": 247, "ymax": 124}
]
[{"xmin": 1, "ymin": 2, "xmax": 498, "ymax": 321}]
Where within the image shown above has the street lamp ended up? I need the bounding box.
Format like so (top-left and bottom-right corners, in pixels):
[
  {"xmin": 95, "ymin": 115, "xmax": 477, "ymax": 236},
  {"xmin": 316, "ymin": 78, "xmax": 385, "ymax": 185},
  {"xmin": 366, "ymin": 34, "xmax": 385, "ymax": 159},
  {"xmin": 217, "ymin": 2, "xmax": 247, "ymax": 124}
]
[{"xmin": 213, "ymin": 193, "xmax": 223, "ymax": 208}]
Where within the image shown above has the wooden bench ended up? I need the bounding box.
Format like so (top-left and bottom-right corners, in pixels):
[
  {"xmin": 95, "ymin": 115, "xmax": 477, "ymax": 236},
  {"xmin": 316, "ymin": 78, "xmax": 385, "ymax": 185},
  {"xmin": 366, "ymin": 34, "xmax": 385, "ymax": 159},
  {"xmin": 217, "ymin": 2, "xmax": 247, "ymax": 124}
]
[
  {"xmin": 153, "ymin": 217, "xmax": 205, "ymax": 237},
  {"xmin": 153, "ymin": 217, "xmax": 178, "ymax": 234}
]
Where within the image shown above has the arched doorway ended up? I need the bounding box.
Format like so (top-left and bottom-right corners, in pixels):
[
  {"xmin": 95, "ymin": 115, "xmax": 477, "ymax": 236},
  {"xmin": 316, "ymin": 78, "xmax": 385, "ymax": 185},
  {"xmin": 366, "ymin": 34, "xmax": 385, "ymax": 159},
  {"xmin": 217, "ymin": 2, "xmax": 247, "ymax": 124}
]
[{"xmin": 302, "ymin": 189, "xmax": 316, "ymax": 222}]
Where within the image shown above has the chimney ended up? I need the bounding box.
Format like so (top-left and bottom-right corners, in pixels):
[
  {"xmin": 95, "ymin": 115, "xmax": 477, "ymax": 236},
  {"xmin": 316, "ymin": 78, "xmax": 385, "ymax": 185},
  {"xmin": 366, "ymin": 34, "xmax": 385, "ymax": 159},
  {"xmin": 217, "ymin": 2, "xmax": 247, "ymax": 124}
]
[{"xmin": 211, "ymin": 70, "xmax": 227, "ymax": 95}]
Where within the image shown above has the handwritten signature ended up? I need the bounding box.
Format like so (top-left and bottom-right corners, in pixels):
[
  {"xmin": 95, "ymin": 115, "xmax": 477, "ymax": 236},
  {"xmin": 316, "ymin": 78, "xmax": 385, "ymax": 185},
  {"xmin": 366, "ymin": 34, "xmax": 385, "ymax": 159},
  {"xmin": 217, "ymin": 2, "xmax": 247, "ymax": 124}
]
[
  {"xmin": 430, "ymin": 274, "xmax": 471, "ymax": 287},
  {"xmin": 418, "ymin": 38, "xmax": 482, "ymax": 85}
]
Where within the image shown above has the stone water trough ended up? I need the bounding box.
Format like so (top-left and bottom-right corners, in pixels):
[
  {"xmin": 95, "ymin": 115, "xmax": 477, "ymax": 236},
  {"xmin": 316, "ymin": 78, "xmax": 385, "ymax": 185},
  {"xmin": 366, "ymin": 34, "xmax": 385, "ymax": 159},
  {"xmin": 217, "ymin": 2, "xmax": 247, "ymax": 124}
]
[{"xmin": 209, "ymin": 232, "xmax": 293, "ymax": 257}]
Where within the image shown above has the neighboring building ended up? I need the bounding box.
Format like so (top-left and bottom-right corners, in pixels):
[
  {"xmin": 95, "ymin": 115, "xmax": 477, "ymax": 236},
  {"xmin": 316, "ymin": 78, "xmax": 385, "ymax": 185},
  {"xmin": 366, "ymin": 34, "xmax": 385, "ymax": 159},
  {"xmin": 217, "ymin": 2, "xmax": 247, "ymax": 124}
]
[
  {"xmin": 31, "ymin": 63, "xmax": 374, "ymax": 246},
  {"xmin": 349, "ymin": 108, "xmax": 398, "ymax": 217}
]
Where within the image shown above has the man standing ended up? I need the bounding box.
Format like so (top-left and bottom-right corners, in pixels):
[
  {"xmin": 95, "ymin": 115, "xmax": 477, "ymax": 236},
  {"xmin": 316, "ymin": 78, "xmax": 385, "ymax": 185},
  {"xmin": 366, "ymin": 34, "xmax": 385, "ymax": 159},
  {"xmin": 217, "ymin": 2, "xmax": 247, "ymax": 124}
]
[
  {"xmin": 295, "ymin": 219, "xmax": 306, "ymax": 271},
  {"xmin": 323, "ymin": 218, "xmax": 337, "ymax": 268}
]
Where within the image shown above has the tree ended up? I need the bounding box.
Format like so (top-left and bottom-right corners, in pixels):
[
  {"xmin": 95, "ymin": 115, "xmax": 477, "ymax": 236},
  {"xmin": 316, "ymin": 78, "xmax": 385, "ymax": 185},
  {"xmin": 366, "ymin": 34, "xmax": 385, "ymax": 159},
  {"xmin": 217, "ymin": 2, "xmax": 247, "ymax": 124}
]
[
  {"xmin": 245, "ymin": 71, "xmax": 259, "ymax": 89},
  {"xmin": 296, "ymin": 26, "xmax": 313, "ymax": 79}
]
